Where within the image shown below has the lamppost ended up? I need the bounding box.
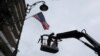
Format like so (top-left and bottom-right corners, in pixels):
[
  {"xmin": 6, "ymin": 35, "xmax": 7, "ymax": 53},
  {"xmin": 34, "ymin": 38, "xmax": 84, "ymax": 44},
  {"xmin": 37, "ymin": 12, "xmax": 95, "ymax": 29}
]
[{"xmin": 26, "ymin": 1, "xmax": 48, "ymax": 13}]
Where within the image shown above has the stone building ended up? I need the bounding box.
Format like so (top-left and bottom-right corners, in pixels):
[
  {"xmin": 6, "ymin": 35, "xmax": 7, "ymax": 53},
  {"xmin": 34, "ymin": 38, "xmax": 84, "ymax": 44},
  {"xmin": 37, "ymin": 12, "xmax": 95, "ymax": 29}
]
[{"xmin": 0, "ymin": 0, "xmax": 26, "ymax": 56}]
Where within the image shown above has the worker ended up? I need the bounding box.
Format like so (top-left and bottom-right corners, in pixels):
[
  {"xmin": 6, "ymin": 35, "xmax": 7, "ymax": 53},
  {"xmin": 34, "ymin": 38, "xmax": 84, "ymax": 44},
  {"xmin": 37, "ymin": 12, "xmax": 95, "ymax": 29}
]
[{"xmin": 39, "ymin": 33, "xmax": 55, "ymax": 46}]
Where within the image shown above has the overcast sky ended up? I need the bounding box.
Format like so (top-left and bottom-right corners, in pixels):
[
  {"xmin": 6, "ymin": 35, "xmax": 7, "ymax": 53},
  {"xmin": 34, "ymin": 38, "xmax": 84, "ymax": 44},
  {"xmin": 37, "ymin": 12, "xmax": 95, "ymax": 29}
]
[{"xmin": 17, "ymin": 0, "xmax": 100, "ymax": 56}]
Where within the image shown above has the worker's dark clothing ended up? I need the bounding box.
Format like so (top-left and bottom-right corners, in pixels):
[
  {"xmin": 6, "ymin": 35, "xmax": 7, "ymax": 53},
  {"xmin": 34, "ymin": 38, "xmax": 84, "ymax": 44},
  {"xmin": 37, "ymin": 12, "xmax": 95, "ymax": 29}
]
[
  {"xmin": 47, "ymin": 34, "xmax": 55, "ymax": 46},
  {"xmin": 51, "ymin": 39, "xmax": 58, "ymax": 48}
]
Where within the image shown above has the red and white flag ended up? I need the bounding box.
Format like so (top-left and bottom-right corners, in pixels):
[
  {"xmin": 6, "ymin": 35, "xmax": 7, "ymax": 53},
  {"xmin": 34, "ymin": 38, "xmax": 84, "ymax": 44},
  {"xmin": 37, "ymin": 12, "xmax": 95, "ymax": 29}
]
[{"xmin": 33, "ymin": 12, "xmax": 49, "ymax": 30}]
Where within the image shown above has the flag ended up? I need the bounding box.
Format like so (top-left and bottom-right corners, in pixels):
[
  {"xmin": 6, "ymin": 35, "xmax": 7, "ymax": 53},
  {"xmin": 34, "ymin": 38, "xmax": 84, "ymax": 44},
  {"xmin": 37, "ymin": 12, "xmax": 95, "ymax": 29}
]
[{"xmin": 33, "ymin": 12, "xmax": 49, "ymax": 30}]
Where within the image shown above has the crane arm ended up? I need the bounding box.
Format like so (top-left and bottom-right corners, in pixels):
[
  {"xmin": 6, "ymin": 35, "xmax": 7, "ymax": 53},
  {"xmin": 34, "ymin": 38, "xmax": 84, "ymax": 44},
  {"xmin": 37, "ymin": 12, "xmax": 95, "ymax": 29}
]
[{"xmin": 56, "ymin": 29, "xmax": 100, "ymax": 56}]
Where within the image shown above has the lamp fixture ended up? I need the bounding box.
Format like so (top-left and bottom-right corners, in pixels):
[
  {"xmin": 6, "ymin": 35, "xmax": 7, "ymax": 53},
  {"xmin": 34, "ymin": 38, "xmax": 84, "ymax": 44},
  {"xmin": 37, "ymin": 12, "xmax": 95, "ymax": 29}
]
[{"xmin": 26, "ymin": 1, "xmax": 48, "ymax": 13}]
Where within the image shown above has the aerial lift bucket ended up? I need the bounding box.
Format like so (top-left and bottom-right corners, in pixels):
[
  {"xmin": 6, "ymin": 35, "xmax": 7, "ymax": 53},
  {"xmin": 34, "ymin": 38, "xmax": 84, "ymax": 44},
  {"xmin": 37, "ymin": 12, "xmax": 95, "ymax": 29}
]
[
  {"xmin": 40, "ymin": 44, "xmax": 59, "ymax": 53},
  {"xmin": 40, "ymin": 39, "xmax": 59, "ymax": 53}
]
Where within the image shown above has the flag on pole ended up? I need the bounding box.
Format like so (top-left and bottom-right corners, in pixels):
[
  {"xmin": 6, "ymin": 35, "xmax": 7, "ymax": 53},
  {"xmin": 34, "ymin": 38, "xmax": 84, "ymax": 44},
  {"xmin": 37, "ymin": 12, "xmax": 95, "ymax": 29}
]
[{"xmin": 33, "ymin": 12, "xmax": 49, "ymax": 30}]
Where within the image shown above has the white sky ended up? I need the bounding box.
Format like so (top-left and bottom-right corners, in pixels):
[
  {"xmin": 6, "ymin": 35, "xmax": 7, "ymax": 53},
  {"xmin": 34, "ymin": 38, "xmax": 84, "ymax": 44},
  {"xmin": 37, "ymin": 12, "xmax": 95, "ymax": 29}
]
[{"xmin": 17, "ymin": 0, "xmax": 100, "ymax": 56}]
